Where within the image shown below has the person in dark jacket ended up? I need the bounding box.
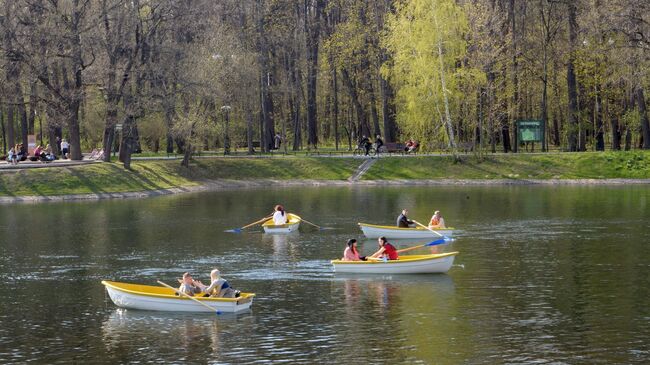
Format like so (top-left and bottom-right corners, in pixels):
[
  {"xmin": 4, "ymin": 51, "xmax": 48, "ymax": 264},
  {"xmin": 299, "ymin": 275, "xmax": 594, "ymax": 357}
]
[{"xmin": 396, "ymin": 209, "xmax": 414, "ymax": 228}]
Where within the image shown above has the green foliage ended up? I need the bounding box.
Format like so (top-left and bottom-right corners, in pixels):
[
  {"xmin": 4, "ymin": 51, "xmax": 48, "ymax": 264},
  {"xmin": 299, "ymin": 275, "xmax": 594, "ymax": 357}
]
[{"xmin": 382, "ymin": 0, "xmax": 482, "ymax": 148}]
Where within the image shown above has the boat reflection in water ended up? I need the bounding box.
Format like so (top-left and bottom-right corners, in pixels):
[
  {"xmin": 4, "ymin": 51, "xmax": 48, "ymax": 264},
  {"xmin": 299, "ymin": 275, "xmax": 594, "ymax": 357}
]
[{"xmin": 102, "ymin": 309, "xmax": 251, "ymax": 359}]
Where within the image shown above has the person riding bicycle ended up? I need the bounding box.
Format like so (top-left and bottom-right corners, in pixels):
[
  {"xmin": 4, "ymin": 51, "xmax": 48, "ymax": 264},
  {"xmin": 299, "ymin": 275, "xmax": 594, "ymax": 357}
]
[
  {"xmin": 359, "ymin": 135, "xmax": 371, "ymax": 156},
  {"xmin": 375, "ymin": 135, "xmax": 384, "ymax": 153}
]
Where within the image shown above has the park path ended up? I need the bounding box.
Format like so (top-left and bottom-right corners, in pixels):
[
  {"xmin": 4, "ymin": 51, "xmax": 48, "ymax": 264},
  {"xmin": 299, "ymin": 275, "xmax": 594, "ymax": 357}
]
[{"xmin": 348, "ymin": 158, "xmax": 377, "ymax": 182}]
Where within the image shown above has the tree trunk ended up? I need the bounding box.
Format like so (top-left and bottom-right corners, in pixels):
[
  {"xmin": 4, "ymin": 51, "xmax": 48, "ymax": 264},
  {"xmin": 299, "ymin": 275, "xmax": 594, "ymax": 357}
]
[
  {"xmin": 636, "ymin": 87, "xmax": 650, "ymax": 149},
  {"xmin": 594, "ymin": 85, "xmax": 605, "ymax": 151},
  {"xmin": 305, "ymin": 0, "xmax": 323, "ymax": 149},
  {"xmin": 246, "ymin": 106, "xmax": 255, "ymax": 154},
  {"xmin": 566, "ymin": 1, "xmax": 579, "ymax": 152}
]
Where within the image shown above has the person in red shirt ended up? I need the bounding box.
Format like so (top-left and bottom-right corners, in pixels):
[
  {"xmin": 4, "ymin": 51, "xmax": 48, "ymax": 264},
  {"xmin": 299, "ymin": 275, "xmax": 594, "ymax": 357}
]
[{"xmin": 369, "ymin": 236, "xmax": 399, "ymax": 260}]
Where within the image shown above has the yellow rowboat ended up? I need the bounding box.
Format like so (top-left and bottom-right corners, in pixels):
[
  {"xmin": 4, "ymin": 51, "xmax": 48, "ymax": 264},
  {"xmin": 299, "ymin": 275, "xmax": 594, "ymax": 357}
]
[
  {"xmin": 101, "ymin": 281, "xmax": 255, "ymax": 313},
  {"xmin": 262, "ymin": 213, "xmax": 302, "ymax": 233},
  {"xmin": 331, "ymin": 252, "xmax": 458, "ymax": 274},
  {"xmin": 358, "ymin": 222, "xmax": 455, "ymax": 239}
]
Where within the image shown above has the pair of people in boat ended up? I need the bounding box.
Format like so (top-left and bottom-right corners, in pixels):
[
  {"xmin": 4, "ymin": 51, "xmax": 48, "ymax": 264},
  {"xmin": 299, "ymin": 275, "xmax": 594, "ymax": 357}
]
[
  {"xmin": 396, "ymin": 209, "xmax": 446, "ymax": 229},
  {"xmin": 178, "ymin": 270, "xmax": 240, "ymax": 298},
  {"xmin": 342, "ymin": 237, "xmax": 399, "ymax": 262}
]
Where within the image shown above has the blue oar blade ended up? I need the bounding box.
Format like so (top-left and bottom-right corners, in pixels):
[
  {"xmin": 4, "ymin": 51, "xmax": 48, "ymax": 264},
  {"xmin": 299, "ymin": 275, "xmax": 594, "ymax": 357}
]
[
  {"xmin": 224, "ymin": 228, "xmax": 242, "ymax": 233},
  {"xmin": 425, "ymin": 238, "xmax": 447, "ymax": 246}
]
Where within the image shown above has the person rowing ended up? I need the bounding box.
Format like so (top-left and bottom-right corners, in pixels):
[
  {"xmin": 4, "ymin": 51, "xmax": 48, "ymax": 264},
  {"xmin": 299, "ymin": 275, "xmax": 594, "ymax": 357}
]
[
  {"xmin": 396, "ymin": 209, "xmax": 414, "ymax": 228},
  {"xmin": 272, "ymin": 204, "xmax": 288, "ymax": 225},
  {"xmin": 369, "ymin": 236, "xmax": 399, "ymax": 261},
  {"xmin": 177, "ymin": 272, "xmax": 205, "ymax": 296}
]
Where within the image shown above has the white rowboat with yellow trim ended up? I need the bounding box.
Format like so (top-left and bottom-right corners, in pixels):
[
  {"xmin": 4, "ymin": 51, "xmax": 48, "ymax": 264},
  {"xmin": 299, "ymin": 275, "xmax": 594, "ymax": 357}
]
[
  {"xmin": 262, "ymin": 213, "xmax": 302, "ymax": 233},
  {"xmin": 358, "ymin": 222, "xmax": 454, "ymax": 239},
  {"xmin": 101, "ymin": 281, "xmax": 255, "ymax": 313},
  {"xmin": 331, "ymin": 252, "xmax": 458, "ymax": 274}
]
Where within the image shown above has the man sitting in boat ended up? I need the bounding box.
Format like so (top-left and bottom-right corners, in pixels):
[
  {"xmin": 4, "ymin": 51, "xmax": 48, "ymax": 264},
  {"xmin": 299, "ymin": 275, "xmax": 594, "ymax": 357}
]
[
  {"xmin": 203, "ymin": 268, "xmax": 241, "ymax": 298},
  {"xmin": 396, "ymin": 209, "xmax": 414, "ymax": 228},
  {"xmin": 178, "ymin": 272, "xmax": 205, "ymax": 296},
  {"xmin": 369, "ymin": 237, "xmax": 399, "ymax": 260},
  {"xmin": 273, "ymin": 204, "xmax": 288, "ymax": 225},
  {"xmin": 342, "ymin": 239, "xmax": 366, "ymax": 261},
  {"xmin": 428, "ymin": 210, "xmax": 446, "ymax": 229}
]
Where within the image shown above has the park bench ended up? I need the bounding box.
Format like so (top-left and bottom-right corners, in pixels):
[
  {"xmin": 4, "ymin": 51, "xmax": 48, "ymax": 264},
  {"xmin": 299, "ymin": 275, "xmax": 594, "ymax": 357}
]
[
  {"xmin": 383, "ymin": 142, "xmax": 406, "ymax": 154},
  {"xmin": 235, "ymin": 141, "xmax": 261, "ymax": 150}
]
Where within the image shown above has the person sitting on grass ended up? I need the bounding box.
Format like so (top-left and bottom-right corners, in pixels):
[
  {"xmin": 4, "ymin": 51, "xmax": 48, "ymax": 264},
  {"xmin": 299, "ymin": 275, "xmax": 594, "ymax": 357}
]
[
  {"xmin": 342, "ymin": 239, "xmax": 366, "ymax": 261},
  {"xmin": 369, "ymin": 236, "xmax": 399, "ymax": 261},
  {"xmin": 177, "ymin": 272, "xmax": 205, "ymax": 296},
  {"xmin": 202, "ymin": 268, "xmax": 240, "ymax": 298},
  {"xmin": 44, "ymin": 144, "xmax": 56, "ymax": 162}
]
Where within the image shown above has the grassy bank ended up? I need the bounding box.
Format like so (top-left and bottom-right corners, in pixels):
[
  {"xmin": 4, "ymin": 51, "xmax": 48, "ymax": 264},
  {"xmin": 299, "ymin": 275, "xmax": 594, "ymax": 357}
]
[
  {"xmin": 1, "ymin": 152, "xmax": 650, "ymax": 197},
  {"xmin": 363, "ymin": 151, "xmax": 650, "ymax": 180},
  {"xmin": 0, "ymin": 158, "xmax": 359, "ymax": 197}
]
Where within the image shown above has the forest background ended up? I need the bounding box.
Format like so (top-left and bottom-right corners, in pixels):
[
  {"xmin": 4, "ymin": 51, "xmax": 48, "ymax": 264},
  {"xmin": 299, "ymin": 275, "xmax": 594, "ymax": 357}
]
[{"xmin": 0, "ymin": 0, "xmax": 649, "ymax": 169}]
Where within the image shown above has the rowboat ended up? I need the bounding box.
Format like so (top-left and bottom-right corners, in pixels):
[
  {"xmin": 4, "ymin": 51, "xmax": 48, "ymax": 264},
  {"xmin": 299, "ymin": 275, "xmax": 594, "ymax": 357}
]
[
  {"xmin": 262, "ymin": 213, "xmax": 302, "ymax": 233},
  {"xmin": 101, "ymin": 280, "xmax": 255, "ymax": 313},
  {"xmin": 358, "ymin": 222, "xmax": 454, "ymax": 239},
  {"xmin": 331, "ymin": 252, "xmax": 458, "ymax": 274}
]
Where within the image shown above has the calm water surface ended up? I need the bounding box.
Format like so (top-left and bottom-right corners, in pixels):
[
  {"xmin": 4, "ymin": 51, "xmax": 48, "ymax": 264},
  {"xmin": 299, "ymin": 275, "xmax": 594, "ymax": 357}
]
[{"xmin": 1, "ymin": 185, "xmax": 649, "ymax": 364}]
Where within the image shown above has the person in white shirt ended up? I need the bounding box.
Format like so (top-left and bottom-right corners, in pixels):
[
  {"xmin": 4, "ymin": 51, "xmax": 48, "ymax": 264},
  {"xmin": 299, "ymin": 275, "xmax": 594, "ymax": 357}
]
[
  {"xmin": 60, "ymin": 139, "xmax": 70, "ymax": 159},
  {"xmin": 272, "ymin": 204, "xmax": 288, "ymax": 225}
]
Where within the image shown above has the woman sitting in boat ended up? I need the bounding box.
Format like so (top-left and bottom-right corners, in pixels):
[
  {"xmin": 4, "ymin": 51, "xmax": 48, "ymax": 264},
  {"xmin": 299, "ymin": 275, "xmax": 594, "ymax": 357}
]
[
  {"xmin": 272, "ymin": 204, "xmax": 288, "ymax": 225},
  {"xmin": 178, "ymin": 272, "xmax": 205, "ymax": 296},
  {"xmin": 203, "ymin": 268, "xmax": 241, "ymax": 298},
  {"xmin": 428, "ymin": 210, "xmax": 446, "ymax": 229},
  {"xmin": 342, "ymin": 239, "xmax": 366, "ymax": 261},
  {"xmin": 369, "ymin": 236, "xmax": 399, "ymax": 260}
]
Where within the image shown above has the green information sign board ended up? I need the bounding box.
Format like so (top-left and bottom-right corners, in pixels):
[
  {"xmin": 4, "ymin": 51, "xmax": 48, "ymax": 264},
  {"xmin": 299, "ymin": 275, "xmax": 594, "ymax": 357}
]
[{"xmin": 516, "ymin": 120, "xmax": 544, "ymax": 143}]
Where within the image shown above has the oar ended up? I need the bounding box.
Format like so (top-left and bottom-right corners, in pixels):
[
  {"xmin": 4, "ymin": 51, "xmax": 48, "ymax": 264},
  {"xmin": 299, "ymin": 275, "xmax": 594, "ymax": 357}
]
[
  {"xmin": 413, "ymin": 220, "xmax": 453, "ymax": 242},
  {"xmin": 225, "ymin": 214, "xmax": 272, "ymax": 233},
  {"xmin": 157, "ymin": 280, "xmax": 221, "ymax": 315},
  {"xmin": 396, "ymin": 238, "xmax": 447, "ymax": 254},
  {"xmin": 299, "ymin": 217, "xmax": 335, "ymax": 231}
]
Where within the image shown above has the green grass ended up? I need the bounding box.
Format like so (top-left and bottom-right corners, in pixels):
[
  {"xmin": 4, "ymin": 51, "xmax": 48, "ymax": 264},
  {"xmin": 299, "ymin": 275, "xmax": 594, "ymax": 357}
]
[
  {"xmin": 362, "ymin": 151, "xmax": 650, "ymax": 180},
  {"xmin": 0, "ymin": 157, "xmax": 359, "ymax": 197},
  {"xmin": 2, "ymin": 152, "xmax": 650, "ymax": 197}
]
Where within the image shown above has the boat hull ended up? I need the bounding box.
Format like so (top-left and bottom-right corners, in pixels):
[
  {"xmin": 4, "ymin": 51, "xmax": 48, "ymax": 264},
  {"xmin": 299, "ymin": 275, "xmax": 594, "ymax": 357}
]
[
  {"xmin": 102, "ymin": 281, "xmax": 254, "ymax": 313},
  {"xmin": 331, "ymin": 252, "xmax": 458, "ymax": 274},
  {"xmin": 263, "ymin": 213, "xmax": 302, "ymax": 233},
  {"xmin": 358, "ymin": 223, "xmax": 454, "ymax": 239}
]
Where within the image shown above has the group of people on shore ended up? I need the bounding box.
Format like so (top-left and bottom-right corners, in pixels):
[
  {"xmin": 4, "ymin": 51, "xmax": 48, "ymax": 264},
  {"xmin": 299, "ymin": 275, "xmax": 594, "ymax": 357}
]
[
  {"xmin": 4, "ymin": 139, "xmax": 106, "ymax": 165},
  {"xmin": 6, "ymin": 143, "xmax": 60, "ymax": 165},
  {"xmin": 342, "ymin": 209, "xmax": 446, "ymax": 262},
  {"xmin": 177, "ymin": 269, "xmax": 241, "ymax": 298}
]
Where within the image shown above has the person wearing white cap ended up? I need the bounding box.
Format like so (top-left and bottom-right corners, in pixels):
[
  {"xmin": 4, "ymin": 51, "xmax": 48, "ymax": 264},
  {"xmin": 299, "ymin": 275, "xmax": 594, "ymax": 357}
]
[{"xmin": 202, "ymin": 268, "xmax": 240, "ymax": 298}]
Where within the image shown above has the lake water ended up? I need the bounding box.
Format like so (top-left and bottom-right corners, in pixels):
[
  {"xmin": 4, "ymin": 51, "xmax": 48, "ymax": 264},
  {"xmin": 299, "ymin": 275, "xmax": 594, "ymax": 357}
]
[{"xmin": 1, "ymin": 185, "xmax": 649, "ymax": 364}]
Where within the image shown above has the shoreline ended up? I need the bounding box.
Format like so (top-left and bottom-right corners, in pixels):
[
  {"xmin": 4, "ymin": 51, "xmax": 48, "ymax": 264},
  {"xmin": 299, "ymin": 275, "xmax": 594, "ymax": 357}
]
[{"xmin": 2, "ymin": 177, "xmax": 650, "ymax": 204}]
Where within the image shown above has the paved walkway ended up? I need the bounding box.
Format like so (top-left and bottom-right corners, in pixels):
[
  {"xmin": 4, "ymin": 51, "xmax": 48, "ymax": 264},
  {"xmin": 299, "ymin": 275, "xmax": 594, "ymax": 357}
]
[{"xmin": 348, "ymin": 158, "xmax": 377, "ymax": 181}]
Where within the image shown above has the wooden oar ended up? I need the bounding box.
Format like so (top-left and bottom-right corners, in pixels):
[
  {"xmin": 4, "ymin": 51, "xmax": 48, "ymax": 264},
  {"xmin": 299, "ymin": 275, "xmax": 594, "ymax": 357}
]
[
  {"xmin": 413, "ymin": 220, "xmax": 453, "ymax": 241},
  {"xmin": 299, "ymin": 217, "xmax": 335, "ymax": 230},
  {"xmin": 396, "ymin": 238, "xmax": 447, "ymax": 254},
  {"xmin": 157, "ymin": 280, "xmax": 220, "ymax": 314},
  {"xmin": 225, "ymin": 214, "xmax": 273, "ymax": 233}
]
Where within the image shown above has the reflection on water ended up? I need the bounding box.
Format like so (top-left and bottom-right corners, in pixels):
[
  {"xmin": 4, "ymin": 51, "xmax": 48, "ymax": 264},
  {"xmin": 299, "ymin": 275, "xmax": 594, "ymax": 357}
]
[{"xmin": 1, "ymin": 185, "xmax": 649, "ymax": 363}]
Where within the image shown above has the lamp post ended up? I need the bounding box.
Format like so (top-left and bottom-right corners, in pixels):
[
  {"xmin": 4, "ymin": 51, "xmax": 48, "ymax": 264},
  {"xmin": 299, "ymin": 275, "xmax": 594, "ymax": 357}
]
[{"xmin": 221, "ymin": 105, "xmax": 231, "ymax": 155}]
